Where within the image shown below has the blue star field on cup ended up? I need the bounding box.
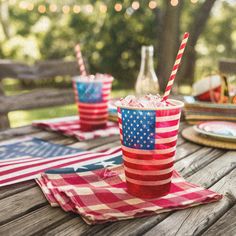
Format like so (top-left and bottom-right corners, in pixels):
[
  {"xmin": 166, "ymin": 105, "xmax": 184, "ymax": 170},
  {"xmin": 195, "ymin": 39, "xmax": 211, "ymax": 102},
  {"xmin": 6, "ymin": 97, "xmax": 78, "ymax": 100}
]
[
  {"xmin": 76, "ymin": 81, "xmax": 103, "ymax": 103},
  {"xmin": 121, "ymin": 109, "xmax": 156, "ymax": 150}
]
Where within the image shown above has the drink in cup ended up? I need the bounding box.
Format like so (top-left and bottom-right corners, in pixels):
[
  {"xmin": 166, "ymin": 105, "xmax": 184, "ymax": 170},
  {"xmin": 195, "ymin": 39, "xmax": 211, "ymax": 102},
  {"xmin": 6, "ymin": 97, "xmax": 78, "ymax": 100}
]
[
  {"xmin": 73, "ymin": 74, "xmax": 113, "ymax": 131},
  {"xmin": 116, "ymin": 95, "xmax": 184, "ymax": 198}
]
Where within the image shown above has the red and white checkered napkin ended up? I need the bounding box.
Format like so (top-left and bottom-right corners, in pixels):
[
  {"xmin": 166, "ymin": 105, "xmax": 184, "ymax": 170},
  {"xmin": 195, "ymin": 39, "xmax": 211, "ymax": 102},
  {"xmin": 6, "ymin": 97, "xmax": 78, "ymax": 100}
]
[
  {"xmin": 32, "ymin": 116, "xmax": 119, "ymax": 141},
  {"xmin": 37, "ymin": 166, "xmax": 222, "ymax": 225}
]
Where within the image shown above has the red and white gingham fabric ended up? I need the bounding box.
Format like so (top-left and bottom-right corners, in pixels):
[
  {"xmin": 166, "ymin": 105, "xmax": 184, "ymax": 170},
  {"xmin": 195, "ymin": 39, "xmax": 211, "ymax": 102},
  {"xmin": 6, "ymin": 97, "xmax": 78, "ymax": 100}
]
[
  {"xmin": 37, "ymin": 165, "xmax": 222, "ymax": 224},
  {"xmin": 32, "ymin": 116, "xmax": 119, "ymax": 141}
]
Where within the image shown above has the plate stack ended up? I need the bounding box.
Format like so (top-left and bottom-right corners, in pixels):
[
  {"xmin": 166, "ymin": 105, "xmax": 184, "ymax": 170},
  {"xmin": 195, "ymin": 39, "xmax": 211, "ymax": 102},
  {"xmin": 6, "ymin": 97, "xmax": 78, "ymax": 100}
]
[
  {"xmin": 183, "ymin": 96, "xmax": 236, "ymax": 124},
  {"xmin": 182, "ymin": 121, "xmax": 236, "ymax": 150}
]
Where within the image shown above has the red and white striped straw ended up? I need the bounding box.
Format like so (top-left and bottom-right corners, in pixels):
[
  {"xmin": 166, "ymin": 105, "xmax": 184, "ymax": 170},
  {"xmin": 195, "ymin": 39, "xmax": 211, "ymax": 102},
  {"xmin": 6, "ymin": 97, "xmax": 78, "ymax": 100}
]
[
  {"xmin": 75, "ymin": 44, "xmax": 87, "ymax": 76},
  {"xmin": 162, "ymin": 32, "xmax": 189, "ymax": 101}
]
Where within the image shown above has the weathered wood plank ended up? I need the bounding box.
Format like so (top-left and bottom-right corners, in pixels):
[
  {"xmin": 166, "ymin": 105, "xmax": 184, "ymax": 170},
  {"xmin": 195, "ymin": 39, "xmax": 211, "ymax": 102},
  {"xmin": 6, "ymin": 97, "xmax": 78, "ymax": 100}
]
[
  {"xmin": 186, "ymin": 151, "xmax": 236, "ymax": 188},
  {"xmin": 0, "ymin": 88, "xmax": 75, "ymax": 114},
  {"xmin": 175, "ymin": 142, "xmax": 201, "ymax": 162},
  {"xmin": 0, "ymin": 187, "xmax": 47, "ymax": 225},
  {"xmin": 202, "ymin": 203, "xmax": 236, "ymax": 236},
  {"xmin": 0, "ymin": 60, "xmax": 78, "ymax": 80},
  {"xmin": 43, "ymin": 218, "xmax": 107, "ymax": 236},
  {"xmin": 174, "ymin": 147, "xmax": 226, "ymax": 177},
  {"xmin": 144, "ymin": 166, "xmax": 236, "ymax": 236},
  {"xmin": 0, "ymin": 206, "xmax": 72, "ymax": 236},
  {"xmin": 69, "ymin": 135, "xmax": 120, "ymax": 150},
  {"xmin": 0, "ymin": 126, "xmax": 39, "ymax": 141},
  {"xmin": 0, "ymin": 181, "xmax": 36, "ymax": 201},
  {"xmin": 219, "ymin": 58, "xmax": 236, "ymax": 74}
]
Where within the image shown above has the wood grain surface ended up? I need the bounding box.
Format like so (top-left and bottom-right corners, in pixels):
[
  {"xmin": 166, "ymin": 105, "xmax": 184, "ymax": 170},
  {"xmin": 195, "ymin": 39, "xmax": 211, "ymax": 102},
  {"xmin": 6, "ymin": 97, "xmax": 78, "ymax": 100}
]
[{"xmin": 0, "ymin": 123, "xmax": 235, "ymax": 236}]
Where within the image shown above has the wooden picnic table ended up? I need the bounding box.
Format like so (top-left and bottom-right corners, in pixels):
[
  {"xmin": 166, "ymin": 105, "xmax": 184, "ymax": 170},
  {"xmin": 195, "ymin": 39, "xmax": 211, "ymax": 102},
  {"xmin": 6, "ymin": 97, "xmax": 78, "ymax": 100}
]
[{"xmin": 0, "ymin": 122, "xmax": 235, "ymax": 236}]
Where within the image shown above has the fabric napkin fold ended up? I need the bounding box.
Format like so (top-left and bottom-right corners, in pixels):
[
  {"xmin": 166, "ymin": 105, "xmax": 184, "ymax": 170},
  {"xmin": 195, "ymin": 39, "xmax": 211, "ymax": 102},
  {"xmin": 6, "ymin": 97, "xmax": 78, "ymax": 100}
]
[
  {"xmin": 32, "ymin": 116, "xmax": 119, "ymax": 141},
  {"xmin": 37, "ymin": 165, "xmax": 222, "ymax": 224}
]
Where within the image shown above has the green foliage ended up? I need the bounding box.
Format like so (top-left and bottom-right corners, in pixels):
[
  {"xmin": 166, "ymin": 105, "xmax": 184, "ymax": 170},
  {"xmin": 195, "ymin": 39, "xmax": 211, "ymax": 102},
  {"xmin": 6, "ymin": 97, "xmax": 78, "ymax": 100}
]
[{"xmin": 0, "ymin": 0, "xmax": 236, "ymax": 87}]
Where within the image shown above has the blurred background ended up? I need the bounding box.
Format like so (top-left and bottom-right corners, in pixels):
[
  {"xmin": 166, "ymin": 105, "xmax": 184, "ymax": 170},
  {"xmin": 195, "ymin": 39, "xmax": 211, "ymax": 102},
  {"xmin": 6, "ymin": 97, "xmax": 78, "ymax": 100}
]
[{"xmin": 0, "ymin": 0, "xmax": 236, "ymax": 128}]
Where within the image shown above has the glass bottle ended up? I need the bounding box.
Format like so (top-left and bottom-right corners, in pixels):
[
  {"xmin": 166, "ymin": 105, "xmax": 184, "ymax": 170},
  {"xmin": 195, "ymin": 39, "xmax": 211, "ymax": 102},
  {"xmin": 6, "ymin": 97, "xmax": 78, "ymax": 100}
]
[{"xmin": 135, "ymin": 45, "xmax": 160, "ymax": 96}]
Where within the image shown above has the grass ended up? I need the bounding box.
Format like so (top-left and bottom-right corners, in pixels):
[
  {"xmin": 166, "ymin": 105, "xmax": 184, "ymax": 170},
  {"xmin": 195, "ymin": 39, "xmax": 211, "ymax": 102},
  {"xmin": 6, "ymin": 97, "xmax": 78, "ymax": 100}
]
[{"xmin": 8, "ymin": 89, "xmax": 134, "ymax": 128}]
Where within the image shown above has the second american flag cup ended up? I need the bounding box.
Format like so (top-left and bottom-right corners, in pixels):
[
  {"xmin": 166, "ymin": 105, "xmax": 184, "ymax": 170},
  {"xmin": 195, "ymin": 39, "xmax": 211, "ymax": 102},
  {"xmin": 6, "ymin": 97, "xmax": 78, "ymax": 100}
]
[
  {"xmin": 73, "ymin": 74, "xmax": 113, "ymax": 131},
  {"xmin": 117, "ymin": 99, "xmax": 184, "ymax": 198}
]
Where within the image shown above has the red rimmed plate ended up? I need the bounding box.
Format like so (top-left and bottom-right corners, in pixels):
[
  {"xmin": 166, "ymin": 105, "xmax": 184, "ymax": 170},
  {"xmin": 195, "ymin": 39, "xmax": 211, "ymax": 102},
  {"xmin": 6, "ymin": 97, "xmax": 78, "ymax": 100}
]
[{"xmin": 194, "ymin": 121, "xmax": 236, "ymax": 142}]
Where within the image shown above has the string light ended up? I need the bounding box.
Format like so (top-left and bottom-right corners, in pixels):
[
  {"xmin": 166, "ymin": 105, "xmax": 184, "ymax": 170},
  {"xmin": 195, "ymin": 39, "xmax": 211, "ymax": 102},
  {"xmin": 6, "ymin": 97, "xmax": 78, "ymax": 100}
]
[
  {"xmin": 149, "ymin": 1, "xmax": 157, "ymax": 9},
  {"xmin": 19, "ymin": 1, "xmax": 28, "ymax": 9},
  {"xmin": 38, "ymin": 5, "xmax": 46, "ymax": 13},
  {"xmin": 170, "ymin": 0, "xmax": 179, "ymax": 6},
  {"xmin": 190, "ymin": 0, "xmax": 198, "ymax": 3},
  {"xmin": 73, "ymin": 5, "xmax": 81, "ymax": 14},
  {"xmin": 62, "ymin": 5, "xmax": 70, "ymax": 14},
  {"xmin": 99, "ymin": 3, "xmax": 107, "ymax": 13},
  {"xmin": 114, "ymin": 3, "xmax": 122, "ymax": 12},
  {"xmin": 15, "ymin": 1, "xmax": 182, "ymax": 14},
  {"xmin": 132, "ymin": 1, "xmax": 140, "ymax": 10},
  {"xmin": 84, "ymin": 4, "xmax": 94, "ymax": 14},
  {"xmin": 27, "ymin": 3, "xmax": 34, "ymax": 11},
  {"xmin": 49, "ymin": 4, "xmax": 57, "ymax": 12},
  {"xmin": 9, "ymin": 0, "xmax": 17, "ymax": 5}
]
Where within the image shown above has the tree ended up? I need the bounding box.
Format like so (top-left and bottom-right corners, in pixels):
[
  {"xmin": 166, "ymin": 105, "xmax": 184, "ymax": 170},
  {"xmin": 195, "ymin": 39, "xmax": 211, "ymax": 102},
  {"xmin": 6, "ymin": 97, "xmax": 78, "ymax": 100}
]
[
  {"xmin": 156, "ymin": 0, "xmax": 183, "ymax": 91},
  {"xmin": 177, "ymin": 0, "xmax": 218, "ymax": 86}
]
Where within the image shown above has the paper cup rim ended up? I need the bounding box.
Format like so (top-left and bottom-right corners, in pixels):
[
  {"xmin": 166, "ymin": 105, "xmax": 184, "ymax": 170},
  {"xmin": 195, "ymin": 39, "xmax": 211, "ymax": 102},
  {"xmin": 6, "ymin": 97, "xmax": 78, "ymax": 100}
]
[
  {"xmin": 72, "ymin": 75, "xmax": 114, "ymax": 83},
  {"xmin": 115, "ymin": 99, "xmax": 184, "ymax": 111}
]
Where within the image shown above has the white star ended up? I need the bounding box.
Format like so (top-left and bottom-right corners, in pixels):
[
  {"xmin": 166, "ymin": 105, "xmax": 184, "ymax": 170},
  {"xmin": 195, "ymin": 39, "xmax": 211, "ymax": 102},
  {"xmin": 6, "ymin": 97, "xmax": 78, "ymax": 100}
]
[
  {"xmin": 70, "ymin": 164, "xmax": 88, "ymax": 171},
  {"xmin": 20, "ymin": 141, "xmax": 35, "ymax": 147},
  {"xmin": 0, "ymin": 147, "xmax": 6, "ymax": 152},
  {"xmin": 95, "ymin": 161, "xmax": 116, "ymax": 168},
  {"xmin": 140, "ymin": 136, "xmax": 143, "ymax": 139}
]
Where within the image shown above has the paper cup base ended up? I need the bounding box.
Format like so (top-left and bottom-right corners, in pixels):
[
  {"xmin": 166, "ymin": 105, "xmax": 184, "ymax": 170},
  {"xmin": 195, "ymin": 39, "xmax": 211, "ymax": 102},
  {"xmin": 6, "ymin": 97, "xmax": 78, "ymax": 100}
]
[
  {"xmin": 79, "ymin": 122, "xmax": 107, "ymax": 131},
  {"xmin": 126, "ymin": 181, "xmax": 171, "ymax": 199}
]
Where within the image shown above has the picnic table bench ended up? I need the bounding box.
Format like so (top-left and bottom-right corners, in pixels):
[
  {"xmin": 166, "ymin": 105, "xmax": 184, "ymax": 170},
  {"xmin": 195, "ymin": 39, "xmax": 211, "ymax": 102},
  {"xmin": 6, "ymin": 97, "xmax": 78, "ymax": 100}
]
[{"xmin": 0, "ymin": 122, "xmax": 235, "ymax": 236}]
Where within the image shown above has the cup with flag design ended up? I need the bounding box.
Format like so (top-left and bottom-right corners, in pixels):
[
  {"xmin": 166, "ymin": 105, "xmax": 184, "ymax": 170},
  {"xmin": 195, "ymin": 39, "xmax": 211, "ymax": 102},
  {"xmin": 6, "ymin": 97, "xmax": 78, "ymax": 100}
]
[
  {"xmin": 73, "ymin": 74, "xmax": 113, "ymax": 131},
  {"xmin": 117, "ymin": 99, "xmax": 184, "ymax": 198}
]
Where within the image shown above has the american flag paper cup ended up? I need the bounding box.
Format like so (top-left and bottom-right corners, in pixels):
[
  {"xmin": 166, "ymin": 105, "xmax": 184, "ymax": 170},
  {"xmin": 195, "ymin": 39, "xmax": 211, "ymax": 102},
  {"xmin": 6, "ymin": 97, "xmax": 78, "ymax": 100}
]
[
  {"xmin": 73, "ymin": 75, "xmax": 113, "ymax": 131},
  {"xmin": 117, "ymin": 99, "xmax": 184, "ymax": 198}
]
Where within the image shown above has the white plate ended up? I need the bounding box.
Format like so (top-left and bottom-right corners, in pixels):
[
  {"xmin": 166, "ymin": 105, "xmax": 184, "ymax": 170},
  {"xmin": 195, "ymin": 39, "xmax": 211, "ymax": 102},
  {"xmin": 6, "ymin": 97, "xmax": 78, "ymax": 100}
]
[{"xmin": 194, "ymin": 121, "xmax": 236, "ymax": 143}]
